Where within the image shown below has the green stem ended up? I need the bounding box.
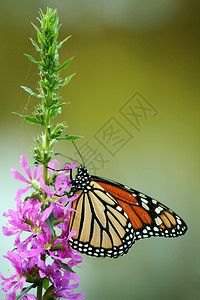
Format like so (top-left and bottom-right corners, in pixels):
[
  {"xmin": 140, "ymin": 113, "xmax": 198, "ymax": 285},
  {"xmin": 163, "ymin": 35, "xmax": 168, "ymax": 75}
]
[
  {"xmin": 37, "ymin": 283, "xmax": 43, "ymax": 300},
  {"xmin": 36, "ymin": 254, "xmax": 46, "ymax": 299},
  {"xmin": 43, "ymin": 109, "xmax": 50, "ymax": 184},
  {"xmin": 43, "ymin": 164, "xmax": 48, "ymax": 185},
  {"xmin": 18, "ymin": 8, "xmax": 78, "ymax": 300},
  {"xmin": 53, "ymin": 218, "xmax": 63, "ymax": 225},
  {"xmin": 38, "ymin": 111, "xmax": 51, "ymax": 297},
  {"xmin": 38, "ymin": 112, "xmax": 50, "ymax": 298}
]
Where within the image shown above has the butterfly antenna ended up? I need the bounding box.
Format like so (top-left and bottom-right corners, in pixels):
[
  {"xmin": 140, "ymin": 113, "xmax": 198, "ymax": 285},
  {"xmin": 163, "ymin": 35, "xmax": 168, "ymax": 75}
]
[
  {"xmin": 54, "ymin": 153, "xmax": 80, "ymax": 165},
  {"xmin": 72, "ymin": 140, "xmax": 85, "ymax": 166}
]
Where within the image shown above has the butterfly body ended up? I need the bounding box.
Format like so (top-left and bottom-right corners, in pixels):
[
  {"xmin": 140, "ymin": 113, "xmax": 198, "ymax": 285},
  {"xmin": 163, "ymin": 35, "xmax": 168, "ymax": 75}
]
[{"xmin": 68, "ymin": 165, "xmax": 187, "ymax": 258}]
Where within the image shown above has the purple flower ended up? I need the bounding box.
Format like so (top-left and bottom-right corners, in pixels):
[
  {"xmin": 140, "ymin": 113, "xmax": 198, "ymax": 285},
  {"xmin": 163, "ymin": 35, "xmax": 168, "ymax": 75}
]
[
  {"xmin": 0, "ymin": 251, "xmax": 28, "ymax": 299},
  {"xmin": 52, "ymin": 276, "xmax": 85, "ymax": 299},
  {"xmin": 38, "ymin": 260, "xmax": 61, "ymax": 279},
  {"xmin": 17, "ymin": 206, "xmax": 55, "ymax": 258},
  {"xmin": 40, "ymin": 174, "xmax": 77, "ymax": 206},
  {"xmin": 11, "ymin": 155, "xmax": 42, "ymax": 202},
  {"xmin": 51, "ymin": 159, "xmax": 76, "ymax": 173},
  {"xmin": 37, "ymin": 259, "xmax": 85, "ymax": 300},
  {"xmin": 12, "ymin": 155, "xmax": 42, "ymax": 185},
  {"xmin": 21, "ymin": 296, "xmax": 36, "ymax": 300},
  {"xmin": 1, "ymin": 156, "xmax": 85, "ymax": 299},
  {"xmin": 2, "ymin": 197, "xmax": 50, "ymax": 248}
]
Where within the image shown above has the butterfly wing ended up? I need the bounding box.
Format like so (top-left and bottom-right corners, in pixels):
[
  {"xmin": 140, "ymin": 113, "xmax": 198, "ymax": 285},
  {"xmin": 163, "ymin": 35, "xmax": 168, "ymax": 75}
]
[
  {"xmin": 92, "ymin": 175, "xmax": 188, "ymax": 240},
  {"xmin": 68, "ymin": 181, "xmax": 135, "ymax": 258}
]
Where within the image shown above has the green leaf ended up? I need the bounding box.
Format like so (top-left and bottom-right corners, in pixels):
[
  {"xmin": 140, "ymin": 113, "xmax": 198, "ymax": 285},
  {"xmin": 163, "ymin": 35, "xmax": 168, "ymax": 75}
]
[
  {"xmin": 24, "ymin": 116, "xmax": 41, "ymax": 124},
  {"xmin": 24, "ymin": 53, "xmax": 38, "ymax": 64},
  {"xmin": 43, "ymin": 278, "xmax": 50, "ymax": 291},
  {"xmin": 21, "ymin": 86, "xmax": 43, "ymax": 99},
  {"xmin": 43, "ymin": 285, "xmax": 54, "ymax": 300},
  {"xmin": 57, "ymin": 260, "xmax": 75, "ymax": 273},
  {"xmin": 16, "ymin": 283, "xmax": 37, "ymax": 300},
  {"xmin": 31, "ymin": 22, "xmax": 41, "ymax": 34},
  {"xmin": 24, "ymin": 54, "xmax": 44, "ymax": 67},
  {"xmin": 38, "ymin": 9, "xmax": 44, "ymax": 21},
  {"xmin": 13, "ymin": 112, "xmax": 42, "ymax": 125},
  {"xmin": 58, "ymin": 135, "xmax": 83, "ymax": 141},
  {"xmin": 59, "ymin": 73, "xmax": 75, "ymax": 88},
  {"xmin": 29, "ymin": 38, "xmax": 41, "ymax": 52},
  {"xmin": 37, "ymin": 61, "xmax": 45, "ymax": 67},
  {"xmin": 50, "ymin": 122, "xmax": 66, "ymax": 139},
  {"xmin": 37, "ymin": 30, "xmax": 45, "ymax": 45},
  {"xmin": 55, "ymin": 57, "xmax": 74, "ymax": 72},
  {"xmin": 48, "ymin": 43, "xmax": 56, "ymax": 57},
  {"xmin": 49, "ymin": 103, "xmax": 69, "ymax": 119},
  {"xmin": 50, "ymin": 102, "xmax": 68, "ymax": 111},
  {"xmin": 57, "ymin": 35, "xmax": 71, "ymax": 49},
  {"xmin": 49, "ymin": 139, "xmax": 57, "ymax": 149},
  {"xmin": 40, "ymin": 80, "xmax": 50, "ymax": 88},
  {"xmin": 31, "ymin": 22, "xmax": 45, "ymax": 45},
  {"xmin": 45, "ymin": 212, "xmax": 55, "ymax": 234}
]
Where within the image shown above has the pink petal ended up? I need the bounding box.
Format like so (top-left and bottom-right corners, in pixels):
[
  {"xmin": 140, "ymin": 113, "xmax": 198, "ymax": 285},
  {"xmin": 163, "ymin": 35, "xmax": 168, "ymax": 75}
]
[
  {"xmin": 2, "ymin": 226, "xmax": 19, "ymax": 236},
  {"xmin": 39, "ymin": 204, "xmax": 53, "ymax": 226},
  {"xmin": 34, "ymin": 165, "xmax": 43, "ymax": 179},
  {"xmin": 14, "ymin": 233, "xmax": 21, "ymax": 246},
  {"xmin": 61, "ymin": 194, "xmax": 78, "ymax": 203},
  {"xmin": 55, "ymin": 173, "xmax": 65, "ymax": 192},
  {"xmin": 18, "ymin": 276, "xmax": 26, "ymax": 292},
  {"xmin": 55, "ymin": 173, "xmax": 70, "ymax": 195},
  {"xmin": 1, "ymin": 277, "xmax": 17, "ymax": 292},
  {"xmin": 20, "ymin": 248, "xmax": 43, "ymax": 258},
  {"xmin": 68, "ymin": 252, "xmax": 83, "ymax": 267},
  {"xmin": 11, "ymin": 168, "xmax": 29, "ymax": 184},
  {"xmin": 37, "ymin": 260, "xmax": 46, "ymax": 269},
  {"xmin": 20, "ymin": 155, "xmax": 32, "ymax": 179},
  {"xmin": 6, "ymin": 291, "xmax": 16, "ymax": 300},
  {"xmin": 69, "ymin": 163, "xmax": 77, "ymax": 170},
  {"xmin": 40, "ymin": 178, "xmax": 52, "ymax": 196},
  {"xmin": 17, "ymin": 235, "xmax": 34, "ymax": 253},
  {"xmin": 63, "ymin": 271, "xmax": 80, "ymax": 282},
  {"xmin": 0, "ymin": 272, "xmax": 7, "ymax": 281},
  {"xmin": 3, "ymin": 212, "xmax": 9, "ymax": 217},
  {"xmin": 68, "ymin": 230, "xmax": 77, "ymax": 240},
  {"xmin": 39, "ymin": 270, "xmax": 47, "ymax": 278},
  {"xmin": 66, "ymin": 293, "xmax": 85, "ymax": 300},
  {"xmin": 15, "ymin": 186, "xmax": 31, "ymax": 204},
  {"xmin": 51, "ymin": 159, "xmax": 61, "ymax": 170},
  {"xmin": 49, "ymin": 251, "xmax": 69, "ymax": 264}
]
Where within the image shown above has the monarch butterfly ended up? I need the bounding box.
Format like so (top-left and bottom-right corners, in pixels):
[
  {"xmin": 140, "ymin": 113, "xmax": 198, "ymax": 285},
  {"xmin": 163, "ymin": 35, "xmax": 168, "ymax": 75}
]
[{"xmin": 68, "ymin": 165, "xmax": 188, "ymax": 258}]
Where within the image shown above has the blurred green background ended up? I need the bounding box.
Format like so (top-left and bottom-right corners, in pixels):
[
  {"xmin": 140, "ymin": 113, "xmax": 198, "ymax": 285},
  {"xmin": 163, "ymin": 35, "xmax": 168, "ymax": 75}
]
[{"xmin": 0, "ymin": 1, "xmax": 199, "ymax": 299}]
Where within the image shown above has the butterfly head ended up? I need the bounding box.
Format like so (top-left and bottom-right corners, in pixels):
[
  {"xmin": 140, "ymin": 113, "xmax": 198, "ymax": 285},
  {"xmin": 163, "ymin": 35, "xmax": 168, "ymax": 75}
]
[{"xmin": 70, "ymin": 165, "xmax": 91, "ymax": 193}]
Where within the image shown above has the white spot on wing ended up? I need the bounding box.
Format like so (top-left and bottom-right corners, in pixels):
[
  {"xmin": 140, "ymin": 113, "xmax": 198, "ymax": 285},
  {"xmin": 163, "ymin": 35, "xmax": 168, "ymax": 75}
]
[
  {"xmin": 155, "ymin": 207, "xmax": 163, "ymax": 214},
  {"xmin": 141, "ymin": 198, "xmax": 148, "ymax": 204},
  {"xmin": 124, "ymin": 185, "xmax": 131, "ymax": 190},
  {"xmin": 139, "ymin": 193, "xmax": 147, "ymax": 198},
  {"xmin": 142, "ymin": 203, "xmax": 150, "ymax": 210},
  {"xmin": 155, "ymin": 217, "xmax": 162, "ymax": 226},
  {"xmin": 116, "ymin": 206, "xmax": 122, "ymax": 212},
  {"xmin": 124, "ymin": 212, "xmax": 128, "ymax": 218}
]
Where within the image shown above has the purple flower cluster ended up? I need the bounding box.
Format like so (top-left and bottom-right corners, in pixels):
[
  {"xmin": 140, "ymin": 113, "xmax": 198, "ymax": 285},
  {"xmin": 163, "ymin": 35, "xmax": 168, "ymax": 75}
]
[{"xmin": 0, "ymin": 156, "xmax": 85, "ymax": 300}]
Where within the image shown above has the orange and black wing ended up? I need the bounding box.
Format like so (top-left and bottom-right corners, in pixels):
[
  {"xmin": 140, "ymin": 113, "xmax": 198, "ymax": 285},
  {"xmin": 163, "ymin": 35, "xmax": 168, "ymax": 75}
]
[
  {"xmin": 92, "ymin": 176, "xmax": 188, "ymax": 241},
  {"xmin": 68, "ymin": 180, "xmax": 135, "ymax": 258},
  {"xmin": 68, "ymin": 164, "xmax": 187, "ymax": 258}
]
